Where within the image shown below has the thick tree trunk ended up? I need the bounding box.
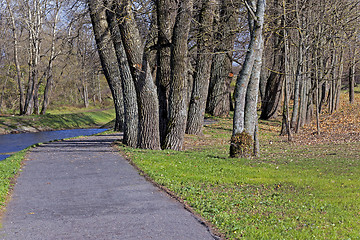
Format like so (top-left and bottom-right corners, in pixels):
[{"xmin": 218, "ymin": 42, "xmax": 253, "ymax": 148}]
[
  {"xmin": 88, "ymin": 0, "xmax": 125, "ymax": 131},
  {"xmin": 155, "ymin": 0, "xmax": 177, "ymax": 144},
  {"xmin": 163, "ymin": 0, "xmax": 193, "ymax": 150},
  {"xmin": 206, "ymin": 0, "xmax": 238, "ymax": 117},
  {"xmin": 186, "ymin": 0, "xmax": 215, "ymax": 135},
  {"xmin": 117, "ymin": 0, "xmax": 161, "ymax": 149},
  {"xmin": 106, "ymin": 3, "xmax": 138, "ymax": 148}
]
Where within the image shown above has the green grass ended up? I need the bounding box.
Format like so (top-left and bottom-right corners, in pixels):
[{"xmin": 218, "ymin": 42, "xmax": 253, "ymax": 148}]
[
  {"xmin": 0, "ymin": 149, "xmax": 29, "ymax": 209},
  {"xmin": 0, "ymin": 108, "xmax": 115, "ymax": 134},
  {"xmin": 118, "ymin": 119, "xmax": 360, "ymax": 239}
]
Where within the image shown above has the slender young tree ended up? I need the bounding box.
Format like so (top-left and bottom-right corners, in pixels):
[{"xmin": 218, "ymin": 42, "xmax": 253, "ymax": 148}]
[
  {"xmin": 231, "ymin": 0, "xmax": 265, "ymax": 158},
  {"xmin": 40, "ymin": 0, "xmax": 61, "ymax": 114},
  {"xmin": 6, "ymin": 0, "xmax": 25, "ymax": 114}
]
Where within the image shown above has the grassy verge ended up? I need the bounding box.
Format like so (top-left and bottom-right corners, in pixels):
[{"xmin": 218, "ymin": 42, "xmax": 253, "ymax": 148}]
[
  {"xmin": 0, "ymin": 148, "xmax": 29, "ymax": 214},
  {"xmin": 0, "ymin": 108, "xmax": 115, "ymax": 134},
  {"xmin": 118, "ymin": 116, "xmax": 360, "ymax": 239}
]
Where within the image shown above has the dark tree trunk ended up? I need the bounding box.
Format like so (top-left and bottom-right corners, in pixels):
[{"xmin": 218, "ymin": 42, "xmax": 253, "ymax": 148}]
[
  {"xmin": 349, "ymin": 49, "xmax": 356, "ymax": 104},
  {"xmin": 106, "ymin": 3, "xmax": 138, "ymax": 148},
  {"xmin": 186, "ymin": 0, "xmax": 215, "ymax": 135},
  {"xmin": 117, "ymin": 0, "xmax": 161, "ymax": 149},
  {"xmin": 88, "ymin": 0, "xmax": 124, "ymax": 131},
  {"xmin": 260, "ymin": 0, "xmax": 284, "ymax": 120},
  {"xmin": 163, "ymin": 0, "xmax": 194, "ymax": 150},
  {"xmin": 155, "ymin": 0, "xmax": 177, "ymax": 144},
  {"xmin": 206, "ymin": 0, "xmax": 238, "ymax": 117}
]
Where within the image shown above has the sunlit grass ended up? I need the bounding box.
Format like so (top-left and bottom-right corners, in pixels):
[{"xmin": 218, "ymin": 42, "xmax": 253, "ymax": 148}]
[
  {"xmin": 0, "ymin": 109, "xmax": 115, "ymax": 134},
  {"xmin": 118, "ymin": 118, "xmax": 360, "ymax": 239},
  {"xmin": 0, "ymin": 149, "xmax": 28, "ymax": 210}
]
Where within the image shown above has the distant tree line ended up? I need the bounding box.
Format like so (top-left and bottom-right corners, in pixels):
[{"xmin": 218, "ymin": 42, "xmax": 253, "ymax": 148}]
[{"xmin": 0, "ymin": 0, "xmax": 112, "ymax": 115}]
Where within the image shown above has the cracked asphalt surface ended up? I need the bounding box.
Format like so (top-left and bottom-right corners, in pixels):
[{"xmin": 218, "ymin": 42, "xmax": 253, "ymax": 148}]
[{"xmin": 0, "ymin": 134, "xmax": 217, "ymax": 240}]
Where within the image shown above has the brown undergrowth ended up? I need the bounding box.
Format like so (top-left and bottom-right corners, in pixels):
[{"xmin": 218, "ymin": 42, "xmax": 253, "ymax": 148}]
[{"xmin": 292, "ymin": 92, "xmax": 360, "ymax": 145}]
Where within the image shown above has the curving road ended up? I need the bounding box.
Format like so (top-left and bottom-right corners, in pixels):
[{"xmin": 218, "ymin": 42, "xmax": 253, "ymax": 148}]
[{"xmin": 0, "ymin": 134, "xmax": 218, "ymax": 240}]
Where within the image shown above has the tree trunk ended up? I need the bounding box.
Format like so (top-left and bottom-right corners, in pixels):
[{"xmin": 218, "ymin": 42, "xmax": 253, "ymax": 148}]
[
  {"xmin": 117, "ymin": 0, "xmax": 161, "ymax": 149},
  {"xmin": 88, "ymin": 0, "xmax": 125, "ymax": 131},
  {"xmin": 155, "ymin": 0, "xmax": 177, "ymax": 144},
  {"xmin": 106, "ymin": 3, "xmax": 138, "ymax": 148},
  {"xmin": 260, "ymin": 0, "xmax": 284, "ymax": 120},
  {"xmin": 163, "ymin": 0, "xmax": 194, "ymax": 150},
  {"xmin": 186, "ymin": 0, "xmax": 215, "ymax": 135},
  {"xmin": 233, "ymin": 0, "xmax": 265, "ymax": 136},
  {"xmin": 231, "ymin": 0, "xmax": 265, "ymax": 158},
  {"xmin": 0, "ymin": 67, "xmax": 10, "ymax": 113},
  {"xmin": 206, "ymin": 0, "xmax": 238, "ymax": 117},
  {"xmin": 41, "ymin": 1, "xmax": 60, "ymax": 115},
  {"xmin": 280, "ymin": 0, "xmax": 292, "ymax": 141},
  {"xmin": 349, "ymin": 49, "xmax": 356, "ymax": 104},
  {"xmin": 6, "ymin": 0, "xmax": 25, "ymax": 114}
]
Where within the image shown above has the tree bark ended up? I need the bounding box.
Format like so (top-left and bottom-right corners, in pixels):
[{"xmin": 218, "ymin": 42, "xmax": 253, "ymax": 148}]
[
  {"xmin": 233, "ymin": 0, "xmax": 265, "ymax": 136},
  {"xmin": 260, "ymin": 0, "xmax": 284, "ymax": 120},
  {"xmin": 155, "ymin": 0, "xmax": 177, "ymax": 144},
  {"xmin": 186, "ymin": 0, "xmax": 215, "ymax": 135},
  {"xmin": 106, "ymin": 2, "xmax": 138, "ymax": 148},
  {"xmin": 349, "ymin": 49, "xmax": 356, "ymax": 104},
  {"xmin": 88, "ymin": 0, "xmax": 125, "ymax": 131},
  {"xmin": 206, "ymin": 0, "xmax": 238, "ymax": 117},
  {"xmin": 163, "ymin": 0, "xmax": 194, "ymax": 150},
  {"xmin": 117, "ymin": 0, "xmax": 161, "ymax": 149}
]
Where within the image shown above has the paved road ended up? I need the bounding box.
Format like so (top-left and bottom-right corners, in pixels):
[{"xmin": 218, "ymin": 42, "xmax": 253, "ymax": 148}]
[{"xmin": 0, "ymin": 134, "xmax": 217, "ymax": 240}]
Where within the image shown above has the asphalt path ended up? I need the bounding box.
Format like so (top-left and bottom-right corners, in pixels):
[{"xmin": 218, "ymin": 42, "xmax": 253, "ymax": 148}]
[{"xmin": 0, "ymin": 134, "xmax": 218, "ymax": 240}]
